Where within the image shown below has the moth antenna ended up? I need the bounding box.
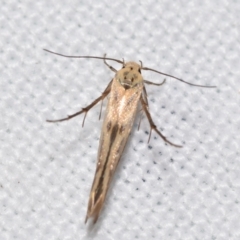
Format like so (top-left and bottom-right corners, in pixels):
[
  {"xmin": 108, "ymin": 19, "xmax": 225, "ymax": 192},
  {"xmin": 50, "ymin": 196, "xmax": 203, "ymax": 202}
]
[
  {"xmin": 43, "ymin": 49, "xmax": 124, "ymax": 64},
  {"xmin": 141, "ymin": 66, "xmax": 216, "ymax": 88}
]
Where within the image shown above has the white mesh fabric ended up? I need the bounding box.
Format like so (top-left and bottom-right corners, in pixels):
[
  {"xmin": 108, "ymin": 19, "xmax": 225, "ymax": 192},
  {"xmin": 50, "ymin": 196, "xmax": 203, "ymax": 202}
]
[{"xmin": 1, "ymin": 0, "xmax": 240, "ymax": 239}]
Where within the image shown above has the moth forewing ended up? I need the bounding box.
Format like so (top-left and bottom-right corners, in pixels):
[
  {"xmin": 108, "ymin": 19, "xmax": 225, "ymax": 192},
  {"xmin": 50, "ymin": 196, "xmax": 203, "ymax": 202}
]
[{"xmin": 85, "ymin": 62, "xmax": 144, "ymax": 223}]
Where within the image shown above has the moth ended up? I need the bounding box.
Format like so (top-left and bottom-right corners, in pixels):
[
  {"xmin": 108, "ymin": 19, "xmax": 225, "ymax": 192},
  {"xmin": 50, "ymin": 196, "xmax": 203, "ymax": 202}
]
[{"xmin": 44, "ymin": 49, "xmax": 215, "ymax": 223}]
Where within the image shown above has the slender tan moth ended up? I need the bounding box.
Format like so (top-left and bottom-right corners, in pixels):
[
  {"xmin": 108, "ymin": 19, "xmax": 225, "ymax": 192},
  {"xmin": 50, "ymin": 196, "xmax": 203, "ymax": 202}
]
[{"xmin": 44, "ymin": 49, "xmax": 216, "ymax": 223}]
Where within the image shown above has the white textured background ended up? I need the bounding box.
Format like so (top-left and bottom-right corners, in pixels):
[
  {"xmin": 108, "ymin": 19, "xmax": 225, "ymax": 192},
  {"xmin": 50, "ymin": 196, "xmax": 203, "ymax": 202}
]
[{"xmin": 1, "ymin": 1, "xmax": 240, "ymax": 239}]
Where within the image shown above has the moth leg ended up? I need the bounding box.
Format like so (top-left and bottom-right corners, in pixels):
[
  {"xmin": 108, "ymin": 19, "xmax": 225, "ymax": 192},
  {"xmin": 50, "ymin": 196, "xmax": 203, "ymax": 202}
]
[
  {"xmin": 137, "ymin": 86, "xmax": 148, "ymax": 130},
  {"xmin": 98, "ymin": 98, "xmax": 104, "ymax": 120},
  {"xmin": 140, "ymin": 95, "xmax": 182, "ymax": 148},
  {"xmin": 137, "ymin": 110, "xmax": 144, "ymax": 131},
  {"xmin": 142, "ymin": 85, "xmax": 149, "ymax": 106},
  {"xmin": 140, "ymin": 79, "xmax": 166, "ymax": 129},
  {"xmin": 103, "ymin": 54, "xmax": 117, "ymax": 73},
  {"xmin": 47, "ymin": 80, "xmax": 113, "ymax": 127},
  {"xmin": 144, "ymin": 78, "xmax": 166, "ymax": 86}
]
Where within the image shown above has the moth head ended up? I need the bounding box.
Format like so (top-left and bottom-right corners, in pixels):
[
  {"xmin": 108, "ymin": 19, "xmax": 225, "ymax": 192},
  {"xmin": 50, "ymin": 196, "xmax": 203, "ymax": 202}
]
[{"xmin": 116, "ymin": 62, "xmax": 143, "ymax": 89}]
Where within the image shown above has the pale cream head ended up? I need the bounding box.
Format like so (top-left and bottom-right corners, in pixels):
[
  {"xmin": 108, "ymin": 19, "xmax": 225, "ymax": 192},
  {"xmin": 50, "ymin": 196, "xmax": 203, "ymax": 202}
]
[{"xmin": 115, "ymin": 62, "xmax": 143, "ymax": 89}]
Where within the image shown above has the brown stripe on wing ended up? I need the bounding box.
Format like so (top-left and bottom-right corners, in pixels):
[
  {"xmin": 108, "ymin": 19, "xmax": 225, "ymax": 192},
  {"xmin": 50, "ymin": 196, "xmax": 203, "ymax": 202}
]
[{"xmin": 85, "ymin": 123, "xmax": 127, "ymax": 223}]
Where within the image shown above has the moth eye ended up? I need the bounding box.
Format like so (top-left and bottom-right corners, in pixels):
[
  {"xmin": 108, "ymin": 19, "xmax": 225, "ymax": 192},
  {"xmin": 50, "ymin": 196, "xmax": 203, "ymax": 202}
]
[
  {"xmin": 131, "ymin": 78, "xmax": 134, "ymax": 82},
  {"xmin": 138, "ymin": 68, "xmax": 141, "ymax": 73}
]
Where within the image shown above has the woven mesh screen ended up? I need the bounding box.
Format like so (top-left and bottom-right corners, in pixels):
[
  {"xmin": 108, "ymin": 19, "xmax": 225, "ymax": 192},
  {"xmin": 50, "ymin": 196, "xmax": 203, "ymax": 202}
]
[{"xmin": 1, "ymin": 1, "xmax": 240, "ymax": 239}]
